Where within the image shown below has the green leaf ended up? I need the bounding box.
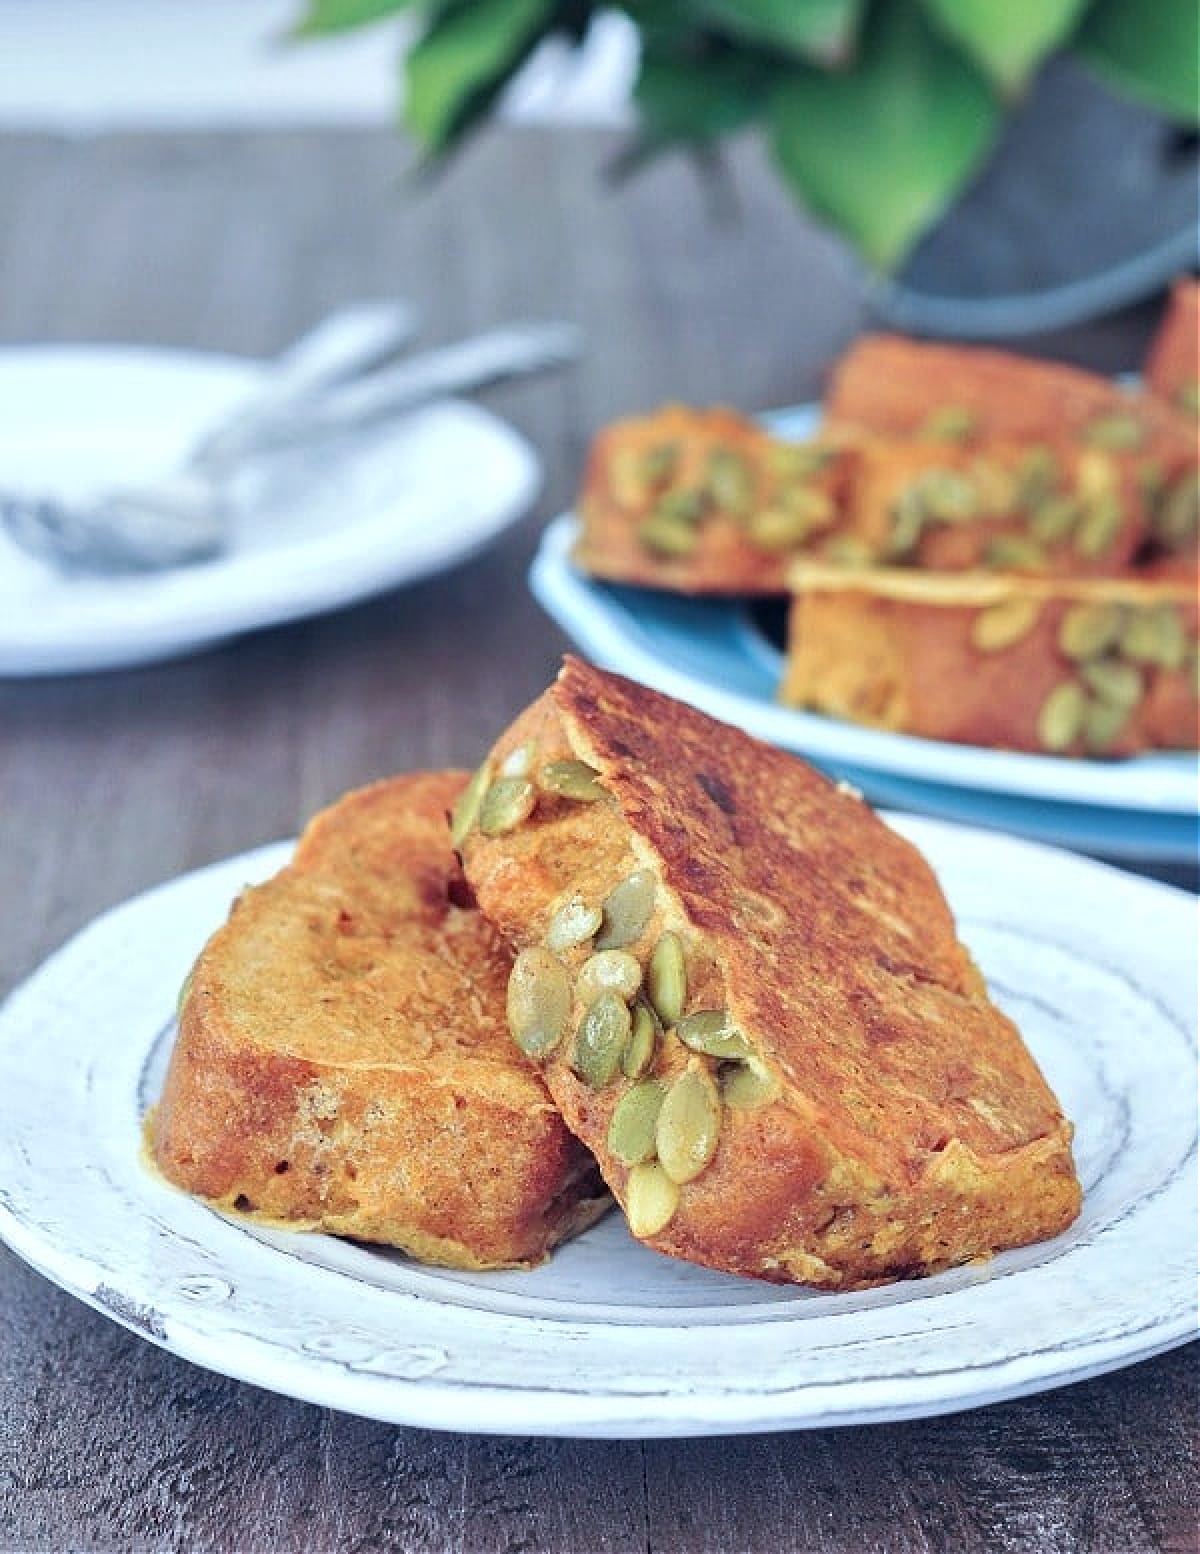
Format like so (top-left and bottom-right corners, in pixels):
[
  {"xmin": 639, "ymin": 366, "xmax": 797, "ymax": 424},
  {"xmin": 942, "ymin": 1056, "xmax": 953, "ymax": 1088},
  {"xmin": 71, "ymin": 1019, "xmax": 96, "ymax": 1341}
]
[
  {"xmin": 290, "ymin": 0, "xmax": 419, "ymax": 38},
  {"xmin": 634, "ymin": 45, "xmax": 772, "ymax": 143},
  {"xmin": 769, "ymin": 0, "xmax": 1001, "ymax": 270},
  {"xmin": 690, "ymin": 0, "xmax": 864, "ymax": 65},
  {"xmin": 1075, "ymin": 0, "xmax": 1200, "ymax": 124},
  {"xmin": 920, "ymin": 0, "xmax": 1090, "ymax": 93},
  {"xmin": 405, "ymin": 0, "xmax": 556, "ymax": 152}
]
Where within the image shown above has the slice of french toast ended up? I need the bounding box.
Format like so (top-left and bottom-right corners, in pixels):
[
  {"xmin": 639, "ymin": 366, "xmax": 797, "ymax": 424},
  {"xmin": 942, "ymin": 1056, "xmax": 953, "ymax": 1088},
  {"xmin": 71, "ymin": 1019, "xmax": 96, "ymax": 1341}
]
[
  {"xmin": 151, "ymin": 772, "xmax": 609, "ymax": 1269},
  {"xmin": 456, "ymin": 659, "xmax": 1082, "ymax": 1289}
]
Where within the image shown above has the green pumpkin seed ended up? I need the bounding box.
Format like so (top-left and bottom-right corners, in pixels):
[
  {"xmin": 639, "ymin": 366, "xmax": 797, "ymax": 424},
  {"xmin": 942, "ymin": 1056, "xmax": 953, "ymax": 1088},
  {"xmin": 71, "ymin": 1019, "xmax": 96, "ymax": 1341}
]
[
  {"xmin": 576, "ymin": 949, "xmax": 643, "ymax": 1006},
  {"xmin": 607, "ymin": 1080, "xmax": 667, "ymax": 1166},
  {"xmin": 746, "ymin": 507, "xmax": 812, "ymax": 552},
  {"xmin": 1081, "ymin": 412, "xmax": 1145, "ymax": 450},
  {"xmin": 1152, "ymin": 472, "xmax": 1200, "ymax": 549},
  {"xmin": 640, "ymin": 441, "xmax": 679, "ymax": 485},
  {"xmin": 1075, "ymin": 494, "xmax": 1124, "ymax": 558},
  {"xmin": 572, "ymin": 990, "xmax": 632, "ymax": 1088},
  {"xmin": 646, "ymin": 931, "xmax": 687, "ymax": 1026},
  {"xmin": 1081, "ymin": 659, "xmax": 1143, "ymax": 708},
  {"xmin": 1176, "ymin": 380, "xmax": 1200, "ymax": 416},
  {"xmin": 1037, "ymin": 682, "xmax": 1087, "ymax": 752},
  {"xmin": 623, "ymin": 1000, "xmax": 661, "ymax": 1079},
  {"xmin": 885, "ymin": 493, "xmax": 926, "ymax": 558},
  {"xmin": 984, "ymin": 536, "xmax": 1048, "ymax": 571},
  {"xmin": 676, "ymin": 1009, "xmax": 753, "ymax": 1062},
  {"xmin": 1016, "ymin": 446, "xmax": 1059, "ymax": 505},
  {"xmin": 1028, "ymin": 494, "xmax": 1080, "ymax": 544},
  {"xmin": 450, "ymin": 759, "xmax": 494, "ymax": 846},
  {"xmin": 917, "ymin": 470, "xmax": 979, "ymax": 523},
  {"xmin": 1058, "ymin": 603, "xmax": 1124, "ymax": 661},
  {"xmin": 478, "ymin": 777, "xmax": 537, "ymax": 836},
  {"xmin": 507, "ymin": 948, "xmax": 572, "ymax": 1058},
  {"xmin": 546, "ymin": 893, "xmax": 604, "ymax": 953},
  {"xmin": 706, "ymin": 448, "xmax": 752, "ymax": 512},
  {"xmin": 1082, "ymin": 697, "xmax": 1131, "ymax": 754},
  {"xmin": 656, "ymin": 1066, "xmax": 722, "ymax": 1184},
  {"xmin": 595, "ymin": 869, "xmax": 657, "ymax": 950},
  {"xmin": 971, "ymin": 598, "xmax": 1042, "ymax": 652},
  {"xmin": 638, "ymin": 515, "xmax": 698, "ymax": 558},
  {"xmin": 625, "ymin": 1161, "xmax": 679, "ymax": 1237},
  {"xmin": 538, "ymin": 758, "xmax": 607, "ymax": 803},
  {"xmin": 658, "ymin": 489, "xmax": 706, "ymax": 524},
  {"xmin": 780, "ymin": 484, "xmax": 836, "ymax": 529},
  {"xmin": 1120, "ymin": 606, "xmax": 1187, "ymax": 669},
  {"xmin": 768, "ymin": 442, "xmax": 834, "ymax": 479},
  {"xmin": 721, "ymin": 1056, "xmax": 782, "ymax": 1110},
  {"xmin": 920, "ymin": 405, "xmax": 977, "ymax": 443}
]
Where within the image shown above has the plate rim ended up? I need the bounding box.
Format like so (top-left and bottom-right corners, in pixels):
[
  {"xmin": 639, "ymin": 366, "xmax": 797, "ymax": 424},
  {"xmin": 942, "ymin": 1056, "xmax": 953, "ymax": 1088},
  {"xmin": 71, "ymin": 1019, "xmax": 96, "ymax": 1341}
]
[
  {"xmin": 0, "ymin": 822, "xmax": 1195, "ymax": 1437},
  {"xmin": 0, "ymin": 343, "xmax": 541, "ymax": 677}
]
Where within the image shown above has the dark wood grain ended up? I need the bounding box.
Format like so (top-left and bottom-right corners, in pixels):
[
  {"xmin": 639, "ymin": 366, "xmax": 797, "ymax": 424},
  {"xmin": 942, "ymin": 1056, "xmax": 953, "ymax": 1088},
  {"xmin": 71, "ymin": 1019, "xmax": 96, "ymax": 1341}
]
[{"xmin": 0, "ymin": 126, "xmax": 1194, "ymax": 1554}]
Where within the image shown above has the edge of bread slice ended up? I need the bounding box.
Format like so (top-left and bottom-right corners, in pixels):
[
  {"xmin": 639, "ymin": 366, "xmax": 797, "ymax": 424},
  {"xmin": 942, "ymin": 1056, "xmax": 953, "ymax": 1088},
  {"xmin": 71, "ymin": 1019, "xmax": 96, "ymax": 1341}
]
[{"xmin": 151, "ymin": 771, "xmax": 609, "ymax": 1270}]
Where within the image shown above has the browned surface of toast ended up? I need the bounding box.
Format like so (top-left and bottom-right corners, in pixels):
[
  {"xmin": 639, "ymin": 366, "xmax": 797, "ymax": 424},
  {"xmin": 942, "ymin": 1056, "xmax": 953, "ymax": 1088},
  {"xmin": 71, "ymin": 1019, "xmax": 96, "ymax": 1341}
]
[
  {"xmin": 459, "ymin": 659, "xmax": 1082, "ymax": 1288},
  {"xmin": 781, "ymin": 567, "xmax": 1200, "ymax": 756},
  {"xmin": 152, "ymin": 772, "xmax": 609, "ymax": 1269},
  {"xmin": 1144, "ymin": 278, "xmax": 1199, "ymax": 415},
  {"xmin": 573, "ymin": 404, "xmax": 857, "ymax": 593}
]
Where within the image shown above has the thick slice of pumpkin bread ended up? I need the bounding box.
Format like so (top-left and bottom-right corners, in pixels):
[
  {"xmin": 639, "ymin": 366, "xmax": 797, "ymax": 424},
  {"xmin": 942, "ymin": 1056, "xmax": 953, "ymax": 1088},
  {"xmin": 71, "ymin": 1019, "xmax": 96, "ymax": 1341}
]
[
  {"xmin": 152, "ymin": 772, "xmax": 609, "ymax": 1270},
  {"xmin": 456, "ymin": 659, "xmax": 1082, "ymax": 1288}
]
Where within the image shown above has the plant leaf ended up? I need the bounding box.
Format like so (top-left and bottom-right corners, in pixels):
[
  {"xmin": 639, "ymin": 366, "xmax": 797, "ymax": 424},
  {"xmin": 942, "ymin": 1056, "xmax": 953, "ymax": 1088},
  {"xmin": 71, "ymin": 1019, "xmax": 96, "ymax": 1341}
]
[
  {"xmin": 290, "ymin": 0, "xmax": 420, "ymax": 38},
  {"xmin": 690, "ymin": 0, "xmax": 864, "ymax": 65},
  {"xmin": 405, "ymin": 0, "xmax": 556, "ymax": 153},
  {"xmin": 634, "ymin": 44, "xmax": 772, "ymax": 143},
  {"xmin": 919, "ymin": 0, "xmax": 1090, "ymax": 93},
  {"xmin": 1074, "ymin": 0, "xmax": 1200, "ymax": 124},
  {"xmin": 769, "ymin": 0, "xmax": 1001, "ymax": 270}
]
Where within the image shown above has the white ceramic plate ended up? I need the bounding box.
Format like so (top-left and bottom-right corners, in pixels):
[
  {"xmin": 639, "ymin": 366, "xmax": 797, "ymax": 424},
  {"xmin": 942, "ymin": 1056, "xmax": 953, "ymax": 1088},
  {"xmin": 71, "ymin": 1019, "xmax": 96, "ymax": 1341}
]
[
  {"xmin": 529, "ymin": 405, "xmax": 1200, "ymax": 863},
  {"xmin": 0, "ymin": 346, "xmax": 541, "ymax": 676},
  {"xmin": 0, "ymin": 818, "xmax": 1194, "ymax": 1437}
]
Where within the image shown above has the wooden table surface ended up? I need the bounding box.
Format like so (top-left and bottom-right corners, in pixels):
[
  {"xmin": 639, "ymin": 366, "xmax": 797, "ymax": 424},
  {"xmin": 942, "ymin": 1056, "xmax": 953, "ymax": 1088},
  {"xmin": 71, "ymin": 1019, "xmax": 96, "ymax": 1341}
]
[{"xmin": 0, "ymin": 126, "xmax": 1195, "ymax": 1554}]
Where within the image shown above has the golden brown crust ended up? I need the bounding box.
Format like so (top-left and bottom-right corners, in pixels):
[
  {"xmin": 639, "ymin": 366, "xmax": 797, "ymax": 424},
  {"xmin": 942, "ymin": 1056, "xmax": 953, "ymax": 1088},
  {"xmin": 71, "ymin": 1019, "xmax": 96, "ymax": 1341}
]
[
  {"xmin": 780, "ymin": 567, "xmax": 1200, "ymax": 756},
  {"xmin": 460, "ymin": 659, "xmax": 1082, "ymax": 1288},
  {"xmin": 573, "ymin": 404, "xmax": 857, "ymax": 593},
  {"xmin": 152, "ymin": 772, "xmax": 609, "ymax": 1269},
  {"xmin": 1144, "ymin": 279, "xmax": 1199, "ymax": 415}
]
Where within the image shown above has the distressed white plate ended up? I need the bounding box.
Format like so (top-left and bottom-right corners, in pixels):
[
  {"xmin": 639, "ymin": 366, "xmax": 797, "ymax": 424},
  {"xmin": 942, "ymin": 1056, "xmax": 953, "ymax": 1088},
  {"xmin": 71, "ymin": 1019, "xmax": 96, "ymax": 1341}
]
[
  {"xmin": 0, "ymin": 347, "xmax": 541, "ymax": 676},
  {"xmin": 0, "ymin": 816, "xmax": 1195, "ymax": 1437}
]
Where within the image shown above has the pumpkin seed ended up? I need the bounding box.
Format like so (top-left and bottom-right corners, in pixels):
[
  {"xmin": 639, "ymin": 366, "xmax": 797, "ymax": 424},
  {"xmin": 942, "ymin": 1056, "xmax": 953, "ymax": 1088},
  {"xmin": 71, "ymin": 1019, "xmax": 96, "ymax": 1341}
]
[
  {"xmin": 478, "ymin": 777, "xmax": 537, "ymax": 836},
  {"xmin": 625, "ymin": 1161, "xmax": 679, "ymax": 1237},
  {"xmin": 780, "ymin": 484, "xmax": 836, "ymax": 529},
  {"xmin": 449, "ymin": 759, "xmax": 494, "ymax": 846},
  {"xmin": 984, "ymin": 536, "xmax": 1047, "ymax": 571},
  {"xmin": 1152, "ymin": 472, "xmax": 1200, "ymax": 549},
  {"xmin": 920, "ymin": 405, "xmax": 976, "ymax": 443},
  {"xmin": 721, "ymin": 1056, "xmax": 782, "ymax": 1110},
  {"xmin": 823, "ymin": 536, "xmax": 875, "ymax": 567},
  {"xmin": 499, "ymin": 741, "xmax": 535, "ymax": 779},
  {"xmin": 1081, "ymin": 659, "xmax": 1143, "ymax": 708},
  {"xmin": 1081, "ymin": 412, "xmax": 1145, "ymax": 450},
  {"xmin": 656, "ymin": 1065, "xmax": 722, "ymax": 1184},
  {"xmin": 1120, "ymin": 606, "xmax": 1187, "ymax": 669},
  {"xmin": 1058, "ymin": 603, "xmax": 1124, "ymax": 661},
  {"xmin": 538, "ymin": 758, "xmax": 607, "ymax": 803},
  {"xmin": 607, "ymin": 1080, "xmax": 667, "ymax": 1166},
  {"xmin": 646, "ymin": 931, "xmax": 687, "ymax": 1026},
  {"xmin": 610, "ymin": 449, "xmax": 649, "ymax": 506},
  {"xmin": 706, "ymin": 448, "xmax": 752, "ymax": 512},
  {"xmin": 1037, "ymin": 681, "xmax": 1087, "ymax": 752},
  {"xmin": 572, "ymin": 991, "xmax": 632, "ymax": 1088},
  {"xmin": 746, "ymin": 507, "xmax": 812, "ymax": 552},
  {"xmin": 1028, "ymin": 494, "xmax": 1080, "ymax": 544},
  {"xmin": 546, "ymin": 893, "xmax": 604, "ymax": 953},
  {"xmin": 885, "ymin": 493, "xmax": 926, "ymax": 558},
  {"xmin": 507, "ymin": 948, "xmax": 572, "ymax": 1058},
  {"xmin": 1176, "ymin": 380, "xmax": 1200, "ymax": 416},
  {"xmin": 576, "ymin": 949, "xmax": 643, "ymax": 1006},
  {"xmin": 1075, "ymin": 494, "xmax": 1123, "ymax": 558},
  {"xmin": 1016, "ymin": 446, "xmax": 1059, "ymax": 505},
  {"xmin": 676, "ymin": 1009, "xmax": 753, "ymax": 1062},
  {"xmin": 623, "ymin": 1000, "xmax": 661, "ymax": 1079},
  {"xmin": 768, "ymin": 442, "xmax": 833, "ymax": 479},
  {"xmin": 971, "ymin": 598, "xmax": 1041, "ymax": 652},
  {"xmin": 1082, "ymin": 697, "xmax": 1130, "ymax": 754},
  {"xmin": 595, "ymin": 869, "xmax": 657, "ymax": 950},
  {"xmin": 917, "ymin": 470, "xmax": 979, "ymax": 522},
  {"xmin": 638, "ymin": 515, "xmax": 698, "ymax": 557},
  {"xmin": 658, "ymin": 489, "xmax": 706, "ymax": 524},
  {"xmin": 640, "ymin": 441, "xmax": 679, "ymax": 485}
]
